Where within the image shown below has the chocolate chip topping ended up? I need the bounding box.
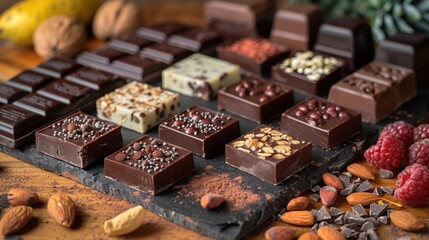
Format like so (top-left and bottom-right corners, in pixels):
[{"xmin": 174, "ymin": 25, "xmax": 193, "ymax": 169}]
[{"xmin": 294, "ymin": 99, "xmax": 352, "ymax": 127}]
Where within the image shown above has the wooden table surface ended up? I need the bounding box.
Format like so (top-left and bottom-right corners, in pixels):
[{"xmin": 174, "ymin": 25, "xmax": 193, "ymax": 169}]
[{"xmin": 1, "ymin": 1, "xmax": 428, "ymax": 240}]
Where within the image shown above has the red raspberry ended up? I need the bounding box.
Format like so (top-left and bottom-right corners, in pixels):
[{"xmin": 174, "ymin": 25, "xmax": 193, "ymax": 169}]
[
  {"xmin": 364, "ymin": 133, "xmax": 405, "ymax": 170},
  {"xmin": 395, "ymin": 163, "xmax": 429, "ymax": 207},
  {"xmin": 414, "ymin": 124, "xmax": 429, "ymax": 142},
  {"xmin": 380, "ymin": 121, "xmax": 414, "ymax": 147},
  {"xmin": 408, "ymin": 139, "xmax": 429, "ymax": 167}
]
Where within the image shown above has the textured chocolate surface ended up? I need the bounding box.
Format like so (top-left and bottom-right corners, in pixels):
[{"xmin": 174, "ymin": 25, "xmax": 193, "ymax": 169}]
[
  {"xmin": 0, "ymin": 104, "xmax": 42, "ymax": 139},
  {"xmin": 32, "ymin": 57, "xmax": 80, "ymax": 78},
  {"xmin": 280, "ymin": 97, "xmax": 362, "ymax": 149},
  {"xmin": 37, "ymin": 79, "xmax": 92, "ymax": 105},
  {"xmin": 166, "ymin": 28, "xmax": 222, "ymax": 53},
  {"xmin": 141, "ymin": 43, "xmax": 192, "ymax": 64},
  {"xmin": 136, "ymin": 23, "xmax": 188, "ymax": 43},
  {"xmin": 12, "ymin": 93, "xmax": 65, "ymax": 117},
  {"xmin": 159, "ymin": 105, "xmax": 240, "ymax": 158},
  {"xmin": 65, "ymin": 67, "xmax": 116, "ymax": 90},
  {"xmin": 105, "ymin": 135, "xmax": 194, "ymax": 195},
  {"xmin": 226, "ymin": 125, "xmax": 312, "ymax": 184},
  {"xmin": 36, "ymin": 112, "xmax": 122, "ymax": 168},
  {"xmin": 218, "ymin": 76, "xmax": 293, "ymax": 123},
  {"xmin": 0, "ymin": 85, "xmax": 27, "ymax": 104},
  {"xmin": 5, "ymin": 70, "xmax": 53, "ymax": 92}
]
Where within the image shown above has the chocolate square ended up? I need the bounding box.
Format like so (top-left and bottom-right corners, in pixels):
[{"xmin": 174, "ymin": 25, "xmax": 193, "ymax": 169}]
[
  {"xmin": 104, "ymin": 135, "xmax": 195, "ymax": 195},
  {"xmin": 37, "ymin": 79, "xmax": 92, "ymax": 105},
  {"xmin": 136, "ymin": 23, "xmax": 188, "ymax": 43},
  {"xmin": 225, "ymin": 125, "xmax": 312, "ymax": 185},
  {"xmin": 166, "ymin": 28, "xmax": 222, "ymax": 54},
  {"xmin": 5, "ymin": 70, "xmax": 53, "ymax": 92},
  {"xmin": 280, "ymin": 97, "xmax": 361, "ymax": 149},
  {"xmin": 77, "ymin": 47, "xmax": 124, "ymax": 64},
  {"xmin": 108, "ymin": 33, "xmax": 153, "ymax": 54},
  {"xmin": 36, "ymin": 112, "xmax": 123, "ymax": 168},
  {"xmin": 65, "ymin": 67, "xmax": 116, "ymax": 90},
  {"xmin": 13, "ymin": 93, "xmax": 65, "ymax": 117},
  {"xmin": 32, "ymin": 57, "xmax": 80, "ymax": 78},
  {"xmin": 111, "ymin": 55, "xmax": 167, "ymax": 82},
  {"xmin": 218, "ymin": 76, "xmax": 294, "ymax": 123},
  {"xmin": 0, "ymin": 104, "xmax": 43, "ymax": 139},
  {"xmin": 0, "ymin": 85, "xmax": 27, "ymax": 104},
  {"xmin": 140, "ymin": 43, "xmax": 192, "ymax": 64},
  {"xmin": 158, "ymin": 105, "xmax": 240, "ymax": 158}
]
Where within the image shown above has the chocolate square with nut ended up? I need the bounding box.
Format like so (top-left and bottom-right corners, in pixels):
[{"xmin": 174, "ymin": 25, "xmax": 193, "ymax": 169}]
[
  {"xmin": 104, "ymin": 135, "xmax": 195, "ymax": 195},
  {"xmin": 158, "ymin": 105, "xmax": 240, "ymax": 158},
  {"xmin": 280, "ymin": 97, "xmax": 361, "ymax": 149},
  {"xmin": 36, "ymin": 111, "xmax": 123, "ymax": 168},
  {"xmin": 225, "ymin": 125, "xmax": 312, "ymax": 185},
  {"xmin": 218, "ymin": 76, "xmax": 294, "ymax": 123}
]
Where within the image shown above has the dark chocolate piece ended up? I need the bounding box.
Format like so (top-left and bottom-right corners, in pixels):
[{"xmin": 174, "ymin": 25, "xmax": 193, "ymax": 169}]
[
  {"xmin": 37, "ymin": 79, "xmax": 91, "ymax": 105},
  {"xmin": 272, "ymin": 51, "xmax": 343, "ymax": 95},
  {"xmin": 373, "ymin": 187, "xmax": 383, "ymax": 197},
  {"xmin": 280, "ymin": 97, "xmax": 362, "ymax": 149},
  {"xmin": 344, "ymin": 211, "xmax": 366, "ymax": 225},
  {"xmin": 352, "ymin": 204, "xmax": 367, "ymax": 217},
  {"xmin": 334, "ymin": 215, "xmax": 344, "ymax": 225},
  {"xmin": 111, "ymin": 55, "xmax": 167, "ymax": 81},
  {"xmin": 0, "ymin": 104, "xmax": 43, "ymax": 140},
  {"xmin": 104, "ymin": 135, "xmax": 195, "ymax": 195},
  {"xmin": 218, "ymin": 76, "xmax": 294, "ymax": 123},
  {"xmin": 270, "ymin": 3, "xmax": 323, "ymax": 51},
  {"xmin": 159, "ymin": 105, "xmax": 240, "ymax": 158},
  {"xmin": 206, "ymin": 20, "xmax": 258, "ymax": 40},
  {"xmin": 330, "ymin": 207, "xmax": 345, "ymax": 217},
  {"xmin": 309, "ymin": 193, "xmax": 320, "ymax": 202},
  {"xmin": 379, "ymin": 169, "xmax": 393, "ymax": 179},
  {"xmin": 108, "ymin": 33, "xmax": 153, "ymax": 54},
  {"xmin": 65, "ymin": 67, "xmax": 116, "ymax": 90},
  {"xmin": 380, "ymin": 187, "xmax": 393, "ymax": 195},
  {"xmin": 0, "ymin": 85, "xmax": 27, "ymax": 104},
  {"xmin": 136, "ymin": 23, "xmax": 188, "ymax": 43},
  {"xmin": 32, "ymin": 57, "xmax": 80, "ymax": 78},
  {"xmin": 12, "ymin": 93, "xmax": 65, "ymax": 117},
  {"xmin": 217, "ymin": 37, "xmax": 290, "ymax": 74},
  {"xmin": 77, "ymin": 47, "xmax": 124, "ymax": 64},
  {"xmin": 140, "ymin": 43, "xmax": 192, "ymax": 64},
  {"xmin": 377, "ymin": 216, "xmax": 388, "ymax": 225},
  {"xmin": 225, "ymin": 125, "xmax": 312, "ymax": 185},
  {"xmin": 355, "ymin": 180, "xmax": 371, "ymax": 192},
  {"xmin": 316, "ymin": 206, "xmax": 331, "ymax": 222},
  {"xmin": 5, "ymin": 70, "xmax": 53, "ymax": 92},
  {"xmin": 314, "ymin": 17, "xmax": 374, "ymax": 72},
  {"xmin": 36, "ymin": 112, "xmax": 123, "ymax": 168},
  {"xmin": 369, "ymin": 203, "xmax": 388, "ymax": 218},
  {"xmin": 166, "ymin": 28, "xmax": 222, "ymax": 54}
]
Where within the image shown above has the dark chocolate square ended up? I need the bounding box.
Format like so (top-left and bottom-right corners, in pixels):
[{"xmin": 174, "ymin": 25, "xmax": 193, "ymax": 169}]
[
  {"xmin": 136, "ymin": 23, "xmax": 188, "ymax": 43},
  {"xmin": 0, "ymin": 104, "xmax": 42, "ymax": 139},
  {"xmin": 65, "ymin": 67, "xmax": 116, "ymax": 90},
  {"xmin": 166, "ymin": 28, "xmax": 222, "ymax": 53},
  {"xmin": 104, "ymin": 135, "xmax": 195, "ymax": 195},
  {"xmin": 158, "ymin": 105, "xmax": 240, "ymax": 158},
  {"xmin": 5, "ymin": 70, "xmax": 53, "ymax": 92},
  {"xmin": 140, "ymin": 43, "xmax": 192, "ymax": 64},
  {"xmin": 280, "ymin": 97, "xmax": 361, "ymax": 149},
  {"xmin": 0, "ymin": 85, "xmax": 27, "ymax": 104},
  {"xmin": 32, "ymin": 57, "xmax": 80, "ymax": 78},
  {"xmin": 37, "ymin": 79, "xmax": 92, "ymax": 104},
  {"xmin": 77, "ymin": 47, "xmax": 125, "ymax": 64},
  {"xmin": 225, "ymin": 125, "xmax": 313, "ymax": 185},
  {"xmin": 111, "ymin": 55, "xmax": 167, "ymax": 81},
  {"xmin": 108, "ymin": 33, "xmax": 154, "ymax": 54},
  {"xmin": 12, "ymin": 93, "xmax": 65, "ymax": 117},
  {"xmin": 218, "ymin": 76, "xmax": 294, "ymax": 123},
  {"xmin": 36, "ymin": 112, "xmax": 123, "ymax": 168}
]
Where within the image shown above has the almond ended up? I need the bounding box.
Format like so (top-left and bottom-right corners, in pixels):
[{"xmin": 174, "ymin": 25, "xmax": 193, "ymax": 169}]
[
  {"xmin": 200, "ymin": 193, "xmax": 224, "ymax": 209},
  {"xmin": 317, "ymin": 226, "xmax": 345, "ymax": 240},
  {"xmin": 347, "ymin": 163, "xmax": 375, "ymax": 180},
  {"xmin": 322, "ymin": 173, "xmax": 344, "ymax": 191},
  {"xmin": 346, "ymin": 192, "xmax": 381, "ymax": 206},
  {"xmin": 104, "ymin": 205, "xmax": 145, "ymax": 236},
  {"xmin": 286, "ymin": 196, "xmax": 309, "ymax": 211},
  {"xmin": 264, "ymin": 226, "xmax": 295, "ymax": 240},
  {"xmin": 0, "ymin": 206, "xmax": 33, "ymax": 236},
  {"xmin": 7, "ymin": 188, "xmax": 39, "ymax": 206},
  {"xmin": 319, "ymin": 186, "xmax": 338, "ymax": 207},
  {"xmin": 298, "ymin": 231, "xmax": 320, "ymax": 240},
  {"xmin": 280, "ymin": 210, "xmax": 314, "ymax": 227},
  {"xmin": 47, "ymin": 194, "xmax": 76, "ymax": 227},
  {"xmin": 390, "ymin": 211, "xmax": 425, "ymax": 232}
]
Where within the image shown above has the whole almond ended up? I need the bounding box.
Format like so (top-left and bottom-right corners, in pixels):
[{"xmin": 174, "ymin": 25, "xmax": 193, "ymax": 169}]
[
  {"xmin": 200, "ymin": 193, "xmax": 224, "ymax": 209},
  {"xmin": 0, "ymin": 206, "xmax": 33, "ymax": 236},
  {"xmin": 346, "ymin": 192, "xmax": 381, "ymax": 206},
  {"xmin": 390, "ymin": 211, "xmax": 425, "ymax": 232},
  {"xmin": 319, "ymin": 186, "xmax": 338, "ymax": 207},
  {"xmin": 317, "ymin": 226, "xmax": 345, "ymax": 240},
  {"xmin": 264, "ymin": 226, "xmax": 295, "ymax": 240},
  {"xmin": 280, "ymin": 210, "xmax": 314, "ymax": 226},
  {"xmin": 7, "ymin": 188, "xmax": 39, "ymax": 206},
  {"xmin": 104, "ymin": 205, "xmax": 145, "ymax": 236},
  {"xmin": 298, "ymin": 231, "xmax": 320, "ymax": 240},
  {"xmin": 47, "ymin": 194, "xmax": 75, "ymax": 227},
  {"xmin": 347, "ymin": 163, "xmax": 375, "ymax": 180},
  {"xmin": 287, "ymin": 196, "xmax": 309, "ymax": 211},
  {"xmin": 322, "ymin": 173, "xmax": 344, "ymax": 191}
]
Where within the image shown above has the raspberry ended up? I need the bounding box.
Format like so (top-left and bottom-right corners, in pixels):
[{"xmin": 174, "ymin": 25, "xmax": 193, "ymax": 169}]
[
  {"xmin": 414, "ymin": 124, "xmax": 429, "ymax": 142},
  {"xmin": 364, "ymin": 133, "xmax": 405, "ymax": 170},
  {"xmin": 394, "ymin": 163, "xmax": 429, "ymax": 207},
  {"xmin": 380, "ymin": 121, "xmax": 414, "ymax": 147},
  {"xmin": 408, "ymin": 139, "xmax": 429, "ymax": 167}
]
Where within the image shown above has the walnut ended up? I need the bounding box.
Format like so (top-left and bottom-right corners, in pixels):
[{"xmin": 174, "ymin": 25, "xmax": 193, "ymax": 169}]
[
  {"xmin": 33, "ymin": 15, "xmax": 86, "ymax": 59},
  {"xmin": 92, "ymin": 0, "xmax": 140, "ymax": 40}
]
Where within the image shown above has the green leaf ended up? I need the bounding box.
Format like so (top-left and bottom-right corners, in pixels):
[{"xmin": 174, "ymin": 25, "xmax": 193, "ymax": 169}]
[
  {"xmin": 403, "ymin": 2, "xmax": 422, "ymax": 21},
  {"xmin": 372, "ymin": 26, "xmax": 386, "ymax": 42},
  {"xmin": 417, "ymin": 0, "xmax": 429, "ymax": 11},
  {"xmin": 384, "ymin": 14, "xmax": 398, "ymax": 35},
  {"xmin": 394, "ymin": 15, "xmax": 414, "ymax": 32},
  {"xmin": 393, "ymin": 2, "xmax": 403, "ymax": 17}
]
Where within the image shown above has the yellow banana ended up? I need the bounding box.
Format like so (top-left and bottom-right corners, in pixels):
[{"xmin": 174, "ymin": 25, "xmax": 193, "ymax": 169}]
[{"xmin": 0, "ymin": 0, "xmax": 101, "ymax": 45}]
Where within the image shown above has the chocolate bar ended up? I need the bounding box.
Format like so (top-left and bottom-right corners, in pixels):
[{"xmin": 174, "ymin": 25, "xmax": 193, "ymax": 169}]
[
  {"xmin": 136, "ymin": 23, "xmax": 188, "ymax": 43},
  {"xmin": 375, "ymin": 32, "xmax": 429, "ymax": 87},
  {"xmin": 166, "ymin": 28, "xmax": 222, "ymax": 54},
  {"xmin": 162, "ymin": 53, "xmax": 240, "ymax": 100},
  {"xmin": 107, "ymin": 33, "xmax": 153, "ymax": 54},
  {"xmin": 96, "ymin": 81, "xmax": 180, "ymax": 134},
  {"xmin": 225, "ymin": 125, "xmax": 312, "ymax": 184},
  {"xmin": 32, "ymin": 57, "xmax": 80, "ymax": 78},
  {"xmin": 104, "ymin": 135, "xmax": 195, "ymax": 195},
  {"xmin": 13, "ymin": 93, "xmax": 65, "ymax": 117},
  {"xmin": 0, "ymin": 85, "xmax": 27, "ymax": 104},
  {"xmin": 314, "ymin": 17, "xmax": 374, "ymax": 73},
  {"xmin": 280, "ymin": 97, "xmax": 361, "ymax": 149},
  {"xmin": 271, "ymin": 51, "xmax": 343, "ymax": 95},
  {"xmin": 218, "ymin": 76, "xmax": 294, "ymax": 123},
  {"xmin": 4, "ymin": 70, "xmax": 53, "ymax": 92},
  {"xmin": 270, "ymin": 3, "xmax": 323, "ymax": 51},
  {"xmin": 158, "ymin": 105, "xmax": 240, "ymax": 158},
  {"xmin": 36, "ymin": 112, "xmax": 123, "ymax": 168},
  {"xmin": 217, "ymin": 37, "xmax": 290, "ymax": 74},
  {"xmin": 140, "ymin": 43, "xmax": 192, "ymax": 64}
]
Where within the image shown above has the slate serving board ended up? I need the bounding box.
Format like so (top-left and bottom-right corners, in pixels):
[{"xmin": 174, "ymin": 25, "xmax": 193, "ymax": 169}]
[{"xmin": 1, "ymin": 87, "xmax": 428, "ymax": 240}]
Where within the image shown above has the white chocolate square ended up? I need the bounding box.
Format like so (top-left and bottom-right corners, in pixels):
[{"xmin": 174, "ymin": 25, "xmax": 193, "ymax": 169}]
[
  {"xmin": 96, "ymin": 81, "xmax": 180, "ymax": 133},
  {"xmin": 162, "ymin": 53, "xmax": 240, "ymax": 100}
]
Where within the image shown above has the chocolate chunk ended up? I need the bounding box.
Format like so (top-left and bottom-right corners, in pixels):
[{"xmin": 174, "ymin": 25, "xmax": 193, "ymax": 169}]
[
  {"xmin": 358, "ymin": 231, "xmax": 367, "ymax": 240},
  {"xmin": 334, "ymin": 215, "xmax": 345, "ymax": 225},
  {"xmin": 377, "ymin": 216, "xmax": 388, "ymax": 225},
  {"xmin": 311, "ymin": 223, "xmax": 319, "ymax": 232},
  {"xmin": 380, "ymin": 187, "xmax": 394, "ymax": 195},
  {"xmin": 319, "ymin": 221, "xmax": 329, "ymax": 227},
  {"xmin": 341, "ymin": 223, "xmax": 358, "ymax": 231},
  {"xmin": 361, "ymin": 221, "xmax": 376, "ymax": 231},
  {"xmin": 311, "ymin": 209, "xmax": 318, "ymax": 216},
  {"xmin": 369, "ymin": 203, "xmax": 388, "ymax": 218},
  {"xmin": 341, "ymin": 227, "xmax": 352, "ymax": 238},
  {"xmin": 345, "ymin": 211, "xmax": 366, "ymax": 225},
  {"xmin": 316, "ymin": 206, "xmax": 331, "ymax": 222},
  {"xmin": 330, "ymin": 207, "xmax": 345, "ymax": 217},
  {"xmin": 352, "ymin": 204, "xmax": 368, "ymax": 217},
  {"xmin": 366, "ymin": 228, "xmax": 378, "ymax": 240},
  {"xmin": 309, "ymin": 193, "xmax": 320, "ymax": 202},
  {"xmin": 353, "ymin": 177, "xmax": 362, "ymax": 183},
  {"xmin": 356, "ymin": 180, "xmax": 372, "ymax": 192},
  {"xmin": 311, "ymin": 185, "xmax": 321, "ymax": 192},
  {"xmin": 379, "ymin": 168, "xmax": 394, "ymax": 179},
  {"xmin": 341, "ymin": 171, "xmax": 353, "ymax": 178},
  {"xmin": 340, "ymin": 183, "xmax": 357, "ymax": 196},
  {"xmin": 372, "ymin": 187, "xmax": 383, "ymax": 197}
]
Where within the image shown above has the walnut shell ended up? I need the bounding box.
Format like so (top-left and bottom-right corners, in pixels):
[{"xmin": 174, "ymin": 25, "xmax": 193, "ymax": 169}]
[
  {"xmin": 33, "ymin": 15, "xmax": 86, "ymax": 60},
  {"xmin": 93, "ymin": 0, "xmax": 140, "ymax": 40}
]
